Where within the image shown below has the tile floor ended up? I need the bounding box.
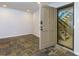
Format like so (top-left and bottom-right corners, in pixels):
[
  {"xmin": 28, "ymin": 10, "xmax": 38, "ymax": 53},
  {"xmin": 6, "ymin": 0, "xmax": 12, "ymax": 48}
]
[{"xmin": 0, "ymin": 34, "xmax": 76, "ymax": 56}]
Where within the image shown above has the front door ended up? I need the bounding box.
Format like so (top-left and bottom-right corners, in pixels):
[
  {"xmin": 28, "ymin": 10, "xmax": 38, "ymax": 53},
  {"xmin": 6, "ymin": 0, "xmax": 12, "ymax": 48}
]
[{"xmin": 40, "ymin": 6, "xmax": 57, "ymax": 49}]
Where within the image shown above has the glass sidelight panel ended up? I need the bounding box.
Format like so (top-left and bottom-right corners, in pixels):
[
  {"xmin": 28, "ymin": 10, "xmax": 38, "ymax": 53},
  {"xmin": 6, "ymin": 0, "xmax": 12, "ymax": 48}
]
[{"xmin": 57, "ymin": 3, "xmax": 74, "ymax": 50}]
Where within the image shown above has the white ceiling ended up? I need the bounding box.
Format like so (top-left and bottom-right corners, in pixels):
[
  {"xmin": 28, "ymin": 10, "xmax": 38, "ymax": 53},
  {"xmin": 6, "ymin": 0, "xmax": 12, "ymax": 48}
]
[
  {"xmin": 0, "ymin": 2, "xmax": 39, "ymax": 13},
  {"xmin": 0, "ymin": 2, "xmax": 72, "ymax": 13},
  {"xmin": 41, "ymin": 2, "xmax": 72, "ymax": 8}
]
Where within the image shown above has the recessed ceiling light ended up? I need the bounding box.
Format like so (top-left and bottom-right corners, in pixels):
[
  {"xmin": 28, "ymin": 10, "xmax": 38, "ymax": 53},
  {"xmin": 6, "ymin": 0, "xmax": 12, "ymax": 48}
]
[
  {"xmin": 2, "ymin": 4, "xmax": 7, "ymax": 7},
  {"xmin": 26, "ymin": 9, "xmax": 30, "ymax": 12}
]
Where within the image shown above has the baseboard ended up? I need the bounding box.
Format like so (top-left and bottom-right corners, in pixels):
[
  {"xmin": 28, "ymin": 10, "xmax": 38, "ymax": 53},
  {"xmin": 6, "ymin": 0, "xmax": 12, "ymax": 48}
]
[{"xmin": 0, "ymin": 34, "xmax": 39, "ymax": 39}]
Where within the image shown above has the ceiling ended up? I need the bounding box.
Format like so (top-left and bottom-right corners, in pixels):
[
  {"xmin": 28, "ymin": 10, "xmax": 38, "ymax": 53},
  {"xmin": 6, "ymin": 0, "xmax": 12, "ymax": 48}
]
[
  {"xmin": 0, "ymin": 2, "xmax": 39, "ymax": 13},
  {"xmin": 0, "ymin": 2, "xmax": 72, "ymax": 13},
  {"xmin": 41, "ymin": 2, "xmax": 72, "ymax": 8}
]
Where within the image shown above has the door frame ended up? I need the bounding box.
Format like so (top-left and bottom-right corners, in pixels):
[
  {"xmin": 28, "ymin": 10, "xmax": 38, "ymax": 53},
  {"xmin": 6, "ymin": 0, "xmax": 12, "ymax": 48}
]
[{"xmin": 57, "ymin": 2, "xmax": 74, "ymax": 50}]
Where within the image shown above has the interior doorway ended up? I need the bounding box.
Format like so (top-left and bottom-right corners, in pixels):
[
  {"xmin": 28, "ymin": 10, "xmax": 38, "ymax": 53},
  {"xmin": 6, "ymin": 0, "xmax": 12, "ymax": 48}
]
[{"xmin": 57, "ymin": 3, "xmax": 74, "ymax": 50}]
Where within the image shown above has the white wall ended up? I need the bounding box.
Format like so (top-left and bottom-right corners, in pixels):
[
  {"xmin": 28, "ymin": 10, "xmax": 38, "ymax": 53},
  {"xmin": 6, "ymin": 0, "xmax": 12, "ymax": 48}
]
[
  {"xmin": 33, "ymin": 9, "xmax": 40, "ymax": 37},
  {"xmin": 0, "ymin": 7, "xmax": 33, "ymax": 38},
  {"xmin": 74, "ymin": 2, "xmax": 79, "ymax": 55}
]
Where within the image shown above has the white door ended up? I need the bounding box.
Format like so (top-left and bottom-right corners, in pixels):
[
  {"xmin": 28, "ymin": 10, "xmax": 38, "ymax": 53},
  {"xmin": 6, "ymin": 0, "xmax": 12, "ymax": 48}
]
[{"xmin": 40, "ymin": 6, "xmax": 57, "ymax": 49}]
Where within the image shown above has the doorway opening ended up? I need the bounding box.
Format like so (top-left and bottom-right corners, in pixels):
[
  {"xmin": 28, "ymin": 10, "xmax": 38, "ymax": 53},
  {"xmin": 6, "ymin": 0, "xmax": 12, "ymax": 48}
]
[{"xmin": 57, "ymin": 3, "xmax": 74, "ymax": 50}]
